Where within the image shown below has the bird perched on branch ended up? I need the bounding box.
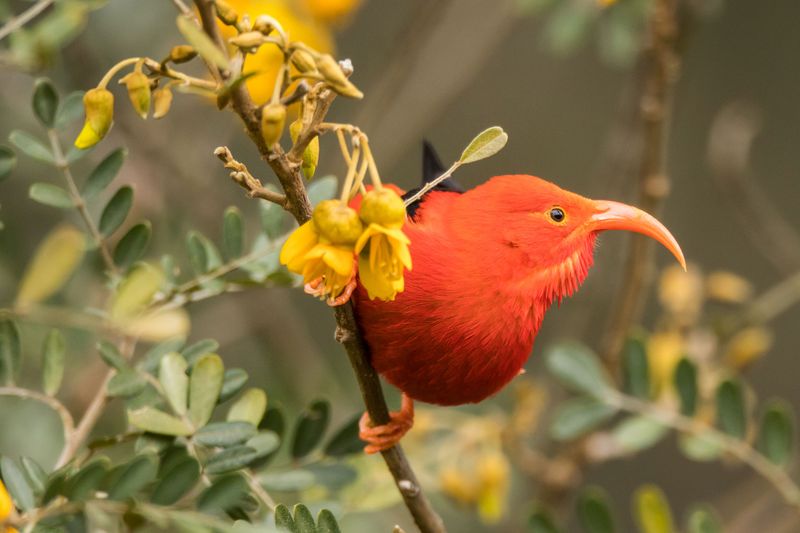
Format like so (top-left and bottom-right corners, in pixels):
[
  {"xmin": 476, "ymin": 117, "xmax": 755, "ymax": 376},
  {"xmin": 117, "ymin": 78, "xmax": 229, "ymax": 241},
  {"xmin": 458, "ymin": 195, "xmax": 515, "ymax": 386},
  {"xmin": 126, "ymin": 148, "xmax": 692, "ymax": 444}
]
[{"xmin": 353, "ymin": 143, "xmax": 685, "ymax": 453}]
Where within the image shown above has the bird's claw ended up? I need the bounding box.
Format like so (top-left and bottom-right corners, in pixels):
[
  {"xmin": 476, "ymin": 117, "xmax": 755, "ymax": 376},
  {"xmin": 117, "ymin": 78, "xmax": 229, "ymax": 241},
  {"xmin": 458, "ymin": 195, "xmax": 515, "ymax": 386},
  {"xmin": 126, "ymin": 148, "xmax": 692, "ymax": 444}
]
[
  {"xmin": 359, "ymin": 394, "xmax": 414, "ymax": 454},
  {"xmin": 303, "ymin": 271, "xmax": 357, "ymax": 307}
]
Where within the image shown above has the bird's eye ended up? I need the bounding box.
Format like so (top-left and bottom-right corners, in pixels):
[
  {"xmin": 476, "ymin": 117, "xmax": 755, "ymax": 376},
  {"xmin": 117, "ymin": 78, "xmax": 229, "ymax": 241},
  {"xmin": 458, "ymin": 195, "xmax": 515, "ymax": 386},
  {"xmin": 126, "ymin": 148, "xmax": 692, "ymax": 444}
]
[{"xmin": 548, "ymin": 207, "xmax": 566, "ymax": 223}]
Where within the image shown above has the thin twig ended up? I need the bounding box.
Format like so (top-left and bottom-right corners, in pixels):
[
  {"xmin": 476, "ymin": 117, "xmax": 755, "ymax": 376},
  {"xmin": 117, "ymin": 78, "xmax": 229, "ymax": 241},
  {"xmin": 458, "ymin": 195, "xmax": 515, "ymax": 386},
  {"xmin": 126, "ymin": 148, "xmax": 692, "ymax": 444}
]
[
  {"xmin": 213, "ymin": 146, "xmax": 289, "ymax": 207},
  {"xmin": 0, "ymin": 0, "xmax": 54, "ymax": 42},
  {"xmin": 0, "ymin": 386, "xmax": 75, "ymax": 452}
]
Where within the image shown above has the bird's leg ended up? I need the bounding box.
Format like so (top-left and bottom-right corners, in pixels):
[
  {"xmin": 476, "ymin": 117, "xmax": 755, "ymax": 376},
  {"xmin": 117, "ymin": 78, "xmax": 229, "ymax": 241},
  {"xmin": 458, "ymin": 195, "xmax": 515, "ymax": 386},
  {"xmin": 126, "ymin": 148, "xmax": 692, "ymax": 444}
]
[
  {"xmin": 359, "ymin": 393, "xmax": 414, "ymax": 454},
  {"xmin": 326, "ymin": 276, "xmax": 357, "ymax": 307}
]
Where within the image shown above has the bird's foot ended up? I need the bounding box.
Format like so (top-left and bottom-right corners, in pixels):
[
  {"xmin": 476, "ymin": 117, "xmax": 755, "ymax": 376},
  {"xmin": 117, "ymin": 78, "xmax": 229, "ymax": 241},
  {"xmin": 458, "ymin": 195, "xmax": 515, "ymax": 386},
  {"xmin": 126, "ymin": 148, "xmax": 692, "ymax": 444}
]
[
  {"xmin": 359, "ymin": 394, "xmax": 414, "ymax": 454},
  {"xmin": 303, "ymin": 272, "xmax": 357, "ymax": 307}
]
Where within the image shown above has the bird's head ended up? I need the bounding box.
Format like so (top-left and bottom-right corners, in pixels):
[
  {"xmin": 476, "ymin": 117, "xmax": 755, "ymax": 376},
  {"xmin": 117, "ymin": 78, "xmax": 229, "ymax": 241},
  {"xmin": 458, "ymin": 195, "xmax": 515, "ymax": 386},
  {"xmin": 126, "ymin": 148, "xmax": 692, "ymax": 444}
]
[{"xmin": 453, "ymin": 174, "xmax": 685, "ymax": 303}]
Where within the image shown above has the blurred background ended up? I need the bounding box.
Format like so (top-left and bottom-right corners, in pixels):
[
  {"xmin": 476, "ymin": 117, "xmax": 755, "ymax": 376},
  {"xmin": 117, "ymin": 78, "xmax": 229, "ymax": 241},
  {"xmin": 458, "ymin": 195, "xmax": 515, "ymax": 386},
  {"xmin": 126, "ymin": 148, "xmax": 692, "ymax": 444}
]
[{"xmin": 1, "ymin": 0, "xmax": 800, "ymax": 531}]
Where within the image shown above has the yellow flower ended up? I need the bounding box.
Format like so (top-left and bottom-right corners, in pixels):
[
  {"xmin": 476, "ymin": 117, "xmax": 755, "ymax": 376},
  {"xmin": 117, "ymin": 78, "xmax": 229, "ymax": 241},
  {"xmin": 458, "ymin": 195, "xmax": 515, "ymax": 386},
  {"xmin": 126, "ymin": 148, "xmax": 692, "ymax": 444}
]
[
  {"xmin": 74, "ymin": 88, "xmax": 114, "ymax": 149},
  {"xmin": 476, "ymin": 452, "xmax": 510, "ymax": 523},
  {"xmin": 300, "ymin": 0, "xmax": 362, "ymax": 25},
  {"xmin": 0, "ymin": 479, "xmax": 14, "ymax": 529}
]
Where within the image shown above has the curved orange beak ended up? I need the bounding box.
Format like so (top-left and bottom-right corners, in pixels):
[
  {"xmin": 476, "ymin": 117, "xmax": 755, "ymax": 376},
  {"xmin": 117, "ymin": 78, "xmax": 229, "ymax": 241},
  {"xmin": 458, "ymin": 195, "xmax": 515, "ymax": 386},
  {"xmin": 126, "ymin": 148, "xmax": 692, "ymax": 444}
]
[{"xmin": 590, "ymin": 200, "xmax": 686, "ymax": 270}]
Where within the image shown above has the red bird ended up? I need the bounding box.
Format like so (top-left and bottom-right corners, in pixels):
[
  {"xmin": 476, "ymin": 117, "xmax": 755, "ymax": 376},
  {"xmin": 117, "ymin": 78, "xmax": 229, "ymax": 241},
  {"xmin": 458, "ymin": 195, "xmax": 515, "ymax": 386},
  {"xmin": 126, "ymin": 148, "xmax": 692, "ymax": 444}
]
[{"xmin": 353, "ymin": 146, "xmax": 685, "ymax": 453}]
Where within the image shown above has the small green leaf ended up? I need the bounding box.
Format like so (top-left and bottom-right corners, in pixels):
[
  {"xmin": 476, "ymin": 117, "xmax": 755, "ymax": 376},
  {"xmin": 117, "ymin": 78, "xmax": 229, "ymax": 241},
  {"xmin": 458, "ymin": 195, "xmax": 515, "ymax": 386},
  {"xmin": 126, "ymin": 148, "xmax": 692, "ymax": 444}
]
[
  {"xmin": 246, "ymin": 431, "xmax": 280, "ymax": 458},
  {"xmin": 316, "ymin": 509, "xmax": 341, "ymax": 533},
  {"xmin": 128, "ymin": 406, "xmax": 193, "ymax": 436},
  {"xmin": 186, "ymin": 231, "xmax": 209, "ymax": 274},
  {"xmin": 258, "ymin": 196, "xmax": 285, "ymax": 239},
  {"xmin": 622, "ymin": 334, "xmax": 649, "ymax": 399},
  {"xmin": 219, "ymin": 368, "xmax": 249, "ymax": 403},
  {"xmin": 458, "ymin": 126, "xmax": 508, "ymax": 164},
  {"xmin": 97, "ymin": 340, "xmax": 127, "ymax": 370},
  {"xmin": 678, "ymin": 432, "xmax": 724, "ymax": 462},
  {"xmin": 194, "ymin": 421, "xmax": 257, "ymax": 447},
  {"xmin": 0, "ymin": 145, "xmax": 17, "ymax": 180},
  {"xmin": 292, "ymin": 399, "xmax": 331, "ymax": 459},
  {"xmin": 188, "ymin": 354, "xmax": 225, "ymax": 428},
  {"xmin": 20, "ymin": 457, "xmax": 47, "ymax": 496},
  {"xmin": 227, "ymin": 388, "xmax": 267, "ymax": 427},
  {"xmin": 275, "ymin": 503, "xmax": 297, "ymax": 532},
  {"xmin": 529, "ymin": 508, "xmax": 561, "ymax": 533},
  {"xmin": 0, "ymin": 319, "xmax": 21, "ymax": 385},
  {"xmin": 634, "ymin": 484, "xmax": 674, "ymax": 533},
  {"xmin": 107, "ymin": 453, "xmax": 158, "ymax": 500},
  {"xmin": 549, "ymin": 397, "xmax": 617, "ymax": 441},
  {"xmin": 757, "ymin": 400, "xmax": 794, "ymax": 466},
  {"xmin": 107, "ymin": 369, "xmax": 147, "ymax": 397},
  {"xmin": 139, "ymin": 337, "xmax": 185, "ymax": 373},
  {"xmin": 99, "ymin": 185, "xmax": 133, "ymax": 236},
  {"xmin": 176, "ymin": 14, "xmax": 230, "ymax": 71},
  {"xmin": 150, "ymin": 457, "xmax": 200, "ymax": 505},
  {"xmin": 29, "ymin": 182, "xmax": 73, "ymax": 208},
  {"xmin": 306, "ymin": 175, "xmax": 337, "ymax": 207},
  {"xmin": 577, "ymin": 486, "xmax": 616, "ymax": 533},
  {"xmin": 42, "ymin": 329, "xmax": 66, "ymax": 395},
  {"xmin": 182, "ymin": 338, "xmax": 219, "ymax": 365},
  {"xmin": 259, "ymin": 470, "xmax": 315, "ymax": 492},
  {"xmin": 261, "ymin": 407, "xmax": 286, "ymax": 438},
  {"xmin": 324, "ymin": 413, "xmax": 365, "ymax": 456},
  {"xmin": 611, "ymin": 416, "xmax": 668, "ymax": 454},
  {"xmin": 293, "ymin": 504, "xmax": 315, "ymax": 533},
  {"xmin": 674, "ymin": 358, "xmax": 698, "ymax": 416},
  {"xmin": 159, "ymin": 352, "xmax": 189, "ymax": 416},
  {"xmin": 9, "ymin": 130, "xmax": 55, "ymax": 165},
  {"xmin": 223, "ymin": 206, "xmax": 244, "ymax": 259},
  {"xmin": 65, "ymin": 457, "xmax": 109, "ymax": 500},
  {"xmin": 81, "ymin": 148, "xmax": 127, "ymax": 199},
  {"xmin": 32, "ymin": 78, "xmax": 59, "ymax": 127},
  {"xmin": 715, "ymin": 379, "xmax": 747, "ymax": 439},
  {"xmin": 109, "ymin": 262, "xmax": 163, "ymax": 320},
  {"xmin": 205, "ymin": 445, "xmax": 259, "ymax": 474},
  {"xmin": 114, "ymin": 221, "xmax": 151, "ymax": 268},
  {"xmin": 55, "ymin": 90, "xmax": 86, "ymax": 128},
  {"xmin": 197, "ymin": 473, "xmax": 249, "ymax": 513},
  {"xmin": 545, "ymin": 342, "xmax": 612, "ymax": 398},
  {"xmin": 686, "ymin": 505, "xmax": 722, "ymax": 533},
  {"xmin": 1, "ymin": 456, "xmax": 35, "ymax": 511}
]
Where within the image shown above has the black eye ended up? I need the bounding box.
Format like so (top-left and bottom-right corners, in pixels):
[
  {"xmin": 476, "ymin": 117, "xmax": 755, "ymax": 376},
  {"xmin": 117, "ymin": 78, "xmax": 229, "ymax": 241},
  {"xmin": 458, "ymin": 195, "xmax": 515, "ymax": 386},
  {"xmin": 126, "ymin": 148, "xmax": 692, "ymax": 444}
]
[{"xmin": 548, "ymin": 207, "xmax": 565, "ymax": 222}]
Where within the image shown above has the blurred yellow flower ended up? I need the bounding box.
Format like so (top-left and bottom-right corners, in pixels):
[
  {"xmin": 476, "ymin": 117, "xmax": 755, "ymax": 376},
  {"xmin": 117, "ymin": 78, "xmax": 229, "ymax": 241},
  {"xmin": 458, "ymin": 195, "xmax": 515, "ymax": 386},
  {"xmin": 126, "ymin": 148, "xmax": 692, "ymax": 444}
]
[
  {"xmin": 725, "ymin": 327, "xmax": 772, "ymax": 370},
  {"xmin": 0, "ymin": 479, "xmax": 17, "ymax": 533},
  {"xmin": 706, "ymin": 270, "xmax": 753, "ymax": 304},
  {"xmin": 647, "ymin": 328, "xmax": 684, "ymax": 395},
  {"xmin": 440, "ymin": 466, "xmax": 477, "ymax": 505},
  {"xmin": 300, "ymin": 0, "xmax": 362, "ymax": 25},
  {"xmin": 476, "ymin": 452, "xmax": 510, "ymax": 523}
]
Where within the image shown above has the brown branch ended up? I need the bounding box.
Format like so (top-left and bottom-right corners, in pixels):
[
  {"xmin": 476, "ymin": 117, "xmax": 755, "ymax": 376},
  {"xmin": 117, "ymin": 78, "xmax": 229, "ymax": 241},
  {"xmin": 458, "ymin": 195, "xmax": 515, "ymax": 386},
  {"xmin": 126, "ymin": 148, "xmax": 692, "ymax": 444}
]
[
  {"xmin": 192, "ymin": 2, "xmax": 445, "ymax": 531},
  {"xmin": 214, "ymin": 146, "xmax": 289, "ymax": 206}
]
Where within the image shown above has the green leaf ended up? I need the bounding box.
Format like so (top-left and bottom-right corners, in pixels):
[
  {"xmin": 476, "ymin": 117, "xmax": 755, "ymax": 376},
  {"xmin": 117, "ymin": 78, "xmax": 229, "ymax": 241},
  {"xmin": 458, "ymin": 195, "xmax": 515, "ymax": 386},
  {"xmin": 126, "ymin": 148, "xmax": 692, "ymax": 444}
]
[
  {"xmin": 186, "ymin": 231, "xmax": 209, "ymax": 274},
  {"xmin": 674, "ymin": 358, "xmax": 698, "ymax": 416},
  {"xmin": 246, "ymin": 431, "xmax": 280, "ymax": 459},
  {"xmin": 194, "ymin": 421, "xmax": 257, "ymax": 447},
  {"xmin": 307, "ymin": 175, "xmax": 337, "ymax": 207},
  {"xmin": 259, "ymin": 470, "xmax": 315, "ymax": 492},
  {"xmin": 545, "ymin": 0, "xmax": 594, "ymax": 54},
  {"xmin": 20, "ymin": 457, "xmax": 47, "ymax": 496},
  {"xmin": 324, "ymin": 413, "xmax": 365, "ymax": 456},
  {"xmin": 549, "ymin": 397, "xmax": 617, "ymax": 441},
  {"xmin": 99, "ymin": 185, "xmax": 133, "ymax": 236},
  {"xmin": 756, "ymin": 400, "xmax": 794, "ymax": 466},
  {"xmin": 113, "ymin": 221, "xmax": 151, "ymax": 268},
  {"xmin": 175, "ymin": 14, "xmax": 229, "ymax": 71},
  {"xmin": 66, "ymin": 144, "xmax": 93, "ymax": 164},
  {"xmin": 622, "ymin": 334, "xmax": 649, "ymax": 399},
  {"xmin": 42, "ymin": 329, "xmax": 66, "ymax": 395},
  {"xmin": 275, "ymin": 503, "xmax": 297, "ymax": 532},
  {"xmin": 182, "ymin": 338, "xmax": 220, "ymax": 366},
  {"xmin": 9, "ymin": 130, "xmax": 55, "ymax": 165},
  {"xmin": 261, "ymin": 407, "xmax": 286, "ymax": 438},
  {"xmin": 128, "ymin": 406, "xmax": 193, "ymax": 436},
  {"xmin": 32, "ymin": 78, "xmax": 59, "ymax": 127},
  {"xmin": 545, "ymin": 342, "xmax": 612, "ymax": 398},
  {"xmin": 258, "ymin": 196, "xmax": 285, "ymax": 239},
  {"xmin": 293, "ymin": 504, "xmax": 315, "ymax": 533},
  {"xmin": 686, "ymin": 505, "xmax": 722, "ymax": 533},
  {"xmin": 0, "ymin": 145, "xmax": 17, "ymax": 180},
  {"xmin": 110, "ymin": 262, "xmax": 163, "ymax": 319},
  {"xmin": 219, "ymin": 368, "xmax": 249, "ymax": 403},
  {"xmin": 316, "ymin": 509, "xmax": 342, "ymax": 533},
  {"xmin": 634, "ymin": 484, "xmax": 674, "ymax": 533},
  {"xmin": 0, "ymin": 319, "xmax": 21, "ymax": 385},
  {"xmin": 611, "ymin": 416, "xmax": 668, "ymax": 454},
  {"xmin": 65, "ymin": 457, "xmax": 109, "ymax": 500},
  {"xmin": 55, "ymin": 90, "xmax": 86, "ymax": 128},
  {"xmin": 678, "ymin": 432, "xmax": 724, "ymax": 462},
  {"xmin": 197, "ymin": 473, "xmax": 249, "ymax": 513},
  {"xmin": 159, "ymin": 352, "xmax": 189, "ymax": 416},
  {"xmin": 29, "ymin": 182, "xmax": 73, "ymax": 208},
  {"xmin": 107, "ymin": 453, "xmax": 158, "ymax": 500},
  {"xmin": 227, "ymin": 388, "xmax": 267, "ymax": 427},
  {"xmin": 292, "ymin": 399, "xmax": 331, "ymax": 458},
  {"xmin": 715, "ymin": 379, "xmax": 747, "ymax": 439},
  {"xmin": 223, "ymin": 206, "xmax": 244, "ymax": 259},
  {"xmin": 150, "ymin": 457, "xmax": 200, "ymax": 505},
  {"xmin": 81, "ymin": 148, "xmax": 127, "ymax": 199},
  {"xmin": 1, "ymin": 456, "xmax": 35, "ymax": 511},
  {"xmin": 97, "ymin": 340, "xmax": 127, "ymax": 370},
  {"xmin": 529, "ymin": 508, "xmax": 561, "ymax": 533},
  {"xmin": 107, "ymin": 369, "xmax": 147, "ymax": 397},
  {"xmin": 139, "ymin": 337, "xmax": 185, "ymax": 373},
  {"xmin": 576, "ymin": 486, "xmax": 616, "ymax": 533},
  {"xmin": 188, "ymin": 354, "xmax": 225, "ymax": 427},
  {"xmin": 458, "ymin": 126, "xmax": 508, "ymax": 164},
  {"xmin": 205, "ymin": 445, "xmax": 259, "ymax": 474}
]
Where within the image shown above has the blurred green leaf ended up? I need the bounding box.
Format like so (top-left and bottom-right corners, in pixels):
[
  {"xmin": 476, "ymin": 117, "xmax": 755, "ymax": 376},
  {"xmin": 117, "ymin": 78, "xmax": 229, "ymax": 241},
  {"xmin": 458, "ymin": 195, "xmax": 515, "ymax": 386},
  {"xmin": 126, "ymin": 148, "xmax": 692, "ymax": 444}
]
[
  {"xmin": 634, "ymin": 484, "xmax": 674, "ymax": 533},
  {"xmin": 159, "ymin": 352, "xmax": 189, "ymax": 416},
  {"xmin": 182, "ymin": 338, "xmax": 220, "ymax": 365},
  {"xmin": 275, "ymin": 503, "xmax": 297, "ymax": 533},
  {"xmin": 293, "ymin": 504, "xmax": 315, "ymax": 533},
  {"xmin": 324, "ymin": 414, "xmax": 364, "ymax": 457},
  {"xmin": 686, "ymin": 505, "xmax": 722, "ymax": 533},
  {"xmin": 259, "ymin": 196, "xmax": 285, "ymax": 239},
  {"xmin": 66, "ymin": 143, "xmax": 93, "ymax": 164},
  {"xmin": 674, "ymin": 358, "xmax": 698, "ymax": 416},
  {"xmin": 223, "ymin": 206, "xmax": 244, "ymax": 259},
  {"xmin": 545, "ymin": 0, "xmax": 594, "ymax": 55},
  {"xmin": 247, "ymin": 431, "xmax": 280, "ymax": 459},
  {"xmin": 227, "ymin": 388, "xmax": 267, "ymax": 427},
  {"xmin": 81, "ymin": 148, "xmax": 127, "ymax": 199},
  {"xmin": 459, "ymin": 126, "xmax": 508, "ymax": 164},
  {"xmin": 757, "ymin": 400, "xmax": 794, "ymax": 466},
  {"xmin": 577, "ymin": 486, "xmax": 616, "ymax": 533},
  {"xmin": 0, "ymin": 319, "xmax": 21, "ymax": 386},
  {"xmin": 16, "ymin": 225, "xmax": 84, "ymax": 307},
  {"xmin": 188, "ymin": 354, "xmax": 224, "ymax": 427},
  {"xmin": 622, "ymin": 334, "xmax": 649, "ymax": 399},
  {"xmin": 186, "ymin": 230, "xmax": 209, "ymax": 274},
  {"xmin": 9, "ymin": 130, "xmax": 55, "ymax": 165},
  {"xmin": 65, "ymin": 457, "xmax": 109, "ymax": 501},
  {"xmin": 175, "ymin": 14, "xmax": 229, "ymax": 70},
  {"xmin": 55, "ymin": 90, "xmax": 86, "ymax": 128},
  {"xmin": 598, "ymin": 3, "xmax": 641, "ymax": 67},
  {"xmin": 107, "ymin": 453, "xmax": 158, "ymax": 500},
  {"xmin": 97, "ymin": 340, "xmax": 127, "ymax": 370},
  {"xmin": 0, "ymin": 145, "xmax": 17, "ymax": 180},
  {"xmin": 197, "ymin": 473, "xmax": 249, "ymax": 513},
  {"xmin": 259, "ymin": 470, "xmax": 315, "ymax": 492},
  {"xmin": 110, "ymin": 263, "xmax": 163, "ymax": 320},
  {"xmin": 20, "ymin": 457, "xmax": 46, "ymax": 496},
  {"xmin": 545, "ymin": 342, "xmax": 612, "ymax": 397},
  {"xmin": 261, "ymin": 407, "xmax": 286, "ymax": 438},
  {"xmin": 135, "ymin": 433, "xmax": 174, "ymax": 455},
  {"xmin": 42, "ymin": 329, "xmax": 65, "ymax": 396},
  {"xmin": 195, "ymin": 421, "xmax": 257, "ymax": 447},
  {"xmin": 128, "ymin": 406, "xmax": 193, "ymax": 436},
  {"xmin": 678, "ymin": 432, "xmax": 724, "ymax": 462},
  {"xmin": 32, "ymin": 78, "xmax": 59, "ymax": 128},
  {"xmin": 150, "ymin": 457, "xmax": 200, "ymax": 505},
  {"xmin": 529, "ymin": 508, "xmax": 561, "ymax": 533},
  {"xmin": 292, "ymin": 399, "xmax": 331, "ymax": 459},
  {"xmin": 1, "ymin": 456, "xmax": 35, "ymax": 510},
  {"xmin": 316, "ymin": 509, "xmax": 341, "ymax": 533},
  {"xmin": 219, "ymin": 368, "xmax": 249, "ymax": 403},
  {"xmin": 550, "ymin": 397, "xmax": 617, "ymax": 441},
  {"xmin": 114, "ymin": 221, "xmax": 151, "ymax": 268},
  {"xmin": 99, "ymin": 185, "xmax": 133, "ymax": 236},
  {"xmin": 29, "ymin": 182, "xmax": 73, "ymax": 208},
  {"xmin": 205, "ymin": 445, "xmax": 259, "ymax": 474},
  {"xmin": 307, "ymin": 175, "xmax": 337, "ymax": 207},
  {"xmin": 139, "ymin": 337, "xmax": 186, "ymax": 373},
  {"xmin": 107, "ymin": 369, "xmax": 147, "ymax": 398},
  {"xmin": 716, "ymin": 379, "xmax": 747, "ymax": 438},
  {"xmin": 611, "ymin": 416, "xmax": 668, "ymax": 454}
]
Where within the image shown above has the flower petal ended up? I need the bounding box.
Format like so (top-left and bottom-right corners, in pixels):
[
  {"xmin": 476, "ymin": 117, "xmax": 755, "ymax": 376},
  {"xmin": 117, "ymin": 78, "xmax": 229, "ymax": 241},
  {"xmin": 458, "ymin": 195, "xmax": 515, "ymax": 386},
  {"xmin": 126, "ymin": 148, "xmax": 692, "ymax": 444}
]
[{"xmin": 280, "ymin": 221, "xmax": 319, "ymax": 272}]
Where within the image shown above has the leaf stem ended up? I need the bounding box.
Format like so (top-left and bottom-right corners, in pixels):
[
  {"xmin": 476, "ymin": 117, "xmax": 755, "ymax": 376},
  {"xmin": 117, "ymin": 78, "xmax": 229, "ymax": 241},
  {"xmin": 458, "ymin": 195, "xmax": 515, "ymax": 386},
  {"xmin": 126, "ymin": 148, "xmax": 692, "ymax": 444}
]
[
  {"xmin": 0, "ymin": 0, "xmax": 54, "ymax": 42},
  {"xmin": 403, "ymin": 161, "xmax": 461, "ymax": 206}
]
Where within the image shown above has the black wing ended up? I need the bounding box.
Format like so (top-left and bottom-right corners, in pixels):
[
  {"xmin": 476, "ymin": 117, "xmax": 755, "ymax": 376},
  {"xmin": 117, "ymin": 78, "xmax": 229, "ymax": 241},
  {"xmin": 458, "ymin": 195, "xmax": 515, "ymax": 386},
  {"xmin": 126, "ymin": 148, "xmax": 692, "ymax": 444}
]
[{"xmin": 403, "ymin": 140, "xmax": 464, "ymax": 220}]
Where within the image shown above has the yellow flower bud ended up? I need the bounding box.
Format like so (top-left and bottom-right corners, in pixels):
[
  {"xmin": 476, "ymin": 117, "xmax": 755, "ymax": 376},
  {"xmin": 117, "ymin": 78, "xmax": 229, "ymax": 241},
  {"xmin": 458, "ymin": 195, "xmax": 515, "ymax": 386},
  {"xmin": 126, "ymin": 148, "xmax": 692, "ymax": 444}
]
[
  {"xmin": 289, "ymin": 118, "xmax": 319, "ymax": 179},
  {"xmin": 315, "ymin": 54, "xmax": 364, "ymax": 99},
  {"xmin": 313, "ymin": 200, "xmax": 363, "ymax": 244},
  {"xmin": 260, "ymin": 103, "xmax": 286, "ymax": 147},
  {"xmin": 360, "ymin": 188, "xmax": 406, "ymax": 227},
  {"xmin": 229, "ymin": 31, "xmax": 266, "ymax": 50},
  {"xmin": 215, "ymin": 0, "xmax": 239, "ymax": 25},
  {"xmin": 153, "ymin": 86, "xmax": 174, "ymax": 119},
  {"xmin": 74, "ymin": 88, "xmax": 114, "ymax": 149},
  {"xmin": 252, "ymin": 15, "xmax": 274, "ymax": 35},
  {"xmin": 168, "ymin": 45, "xmax": 197, "ymax": 64},
  {"xmin": 119, "ymin": 71, "xmax": 151, "ymax": 119},
  {"xmin": 0, "ymin": 479, "xmax": 13, "ymax": 522},
  {"xmin": 290, "ymin": 49, "xmax": 317, "ymax": 73}
]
